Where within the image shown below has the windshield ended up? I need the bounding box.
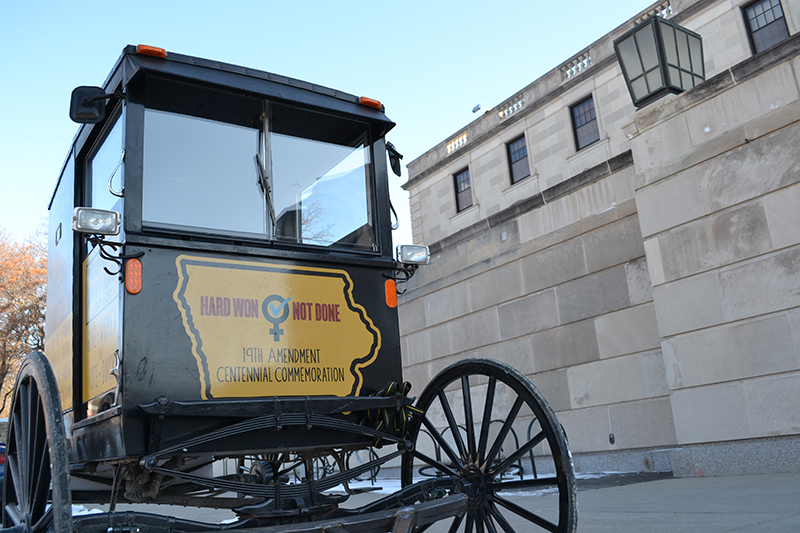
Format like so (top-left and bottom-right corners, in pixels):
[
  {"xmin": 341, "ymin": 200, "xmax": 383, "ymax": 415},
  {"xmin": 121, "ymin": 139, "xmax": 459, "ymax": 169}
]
[
  {"xmin": 143, "ymin": 109, "xmax": 264, "ymax": 236},
  {"xmin": 142, "ymin": 101, "xmax": 375, "ymax": 250}
]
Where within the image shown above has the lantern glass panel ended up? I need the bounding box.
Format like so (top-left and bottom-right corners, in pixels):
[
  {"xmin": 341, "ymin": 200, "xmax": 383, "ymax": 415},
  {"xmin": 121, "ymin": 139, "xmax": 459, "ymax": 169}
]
[
  {"xmin": 669, "ymin": 66, "xmax": 681, "ymax": 86},
  {"xmin": 617, "ymin": 37, "xmax": 643, "ymax": 77},
  {"xmin": 689, "ymin": 35, "xmax": 703, "ymax": 75},
  {"xmin": 677, "ymin": 32, "xmax": 691, "ymax": 67},
  {"xmin": 631, "ymin": 77, "xmax": 649, "ymax": 101},
  {"xmin": 663, "ymin": 25, "xmax": 678, "ymax": 64},
  {"xmin": 646, "ymin": 70, "xmax": 663, "ymax": 92},
  {"xmin": 681, "ymin": 70, "xmax": 693, "ymax": 89},
  {"xmin": 636, "ymin": 24, "xmax": 660, "ymax": 72}
]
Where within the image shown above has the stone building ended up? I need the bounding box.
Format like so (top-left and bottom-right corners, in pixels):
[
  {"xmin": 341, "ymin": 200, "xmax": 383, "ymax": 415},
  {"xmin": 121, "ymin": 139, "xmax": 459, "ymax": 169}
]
[{"xmin": 399, "ymin": 0, "xmax": 800, "ymax": 476}]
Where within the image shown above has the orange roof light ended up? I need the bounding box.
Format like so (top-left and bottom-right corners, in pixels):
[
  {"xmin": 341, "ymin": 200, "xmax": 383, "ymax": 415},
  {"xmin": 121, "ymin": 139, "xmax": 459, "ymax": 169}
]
[
  {"xmin": 136, "ymin": 45, "xmax": 167, "ymax": 59},
  {"xmin": 126, "ymin": 258, "xmax": 143, "ymax": 294},
  {"xmin": 359, "ymin": 96, "xmax": 382, "ymax": 110}
]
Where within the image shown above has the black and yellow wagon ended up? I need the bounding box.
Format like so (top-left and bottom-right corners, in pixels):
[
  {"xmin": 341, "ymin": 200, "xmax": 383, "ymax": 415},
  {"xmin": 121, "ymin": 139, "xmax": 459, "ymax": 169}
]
[{"xmin": 3, "ymin": 45, "xmax": 577, "ymax": 533}]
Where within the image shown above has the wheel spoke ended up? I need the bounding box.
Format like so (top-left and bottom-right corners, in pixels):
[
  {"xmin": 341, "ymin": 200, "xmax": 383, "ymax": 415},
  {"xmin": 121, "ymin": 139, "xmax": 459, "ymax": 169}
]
[
  {"xmin": 464, "ymin": 510, "xmax": 474, "ymax": 533},
  {"xmin": 4, "ymin": 503, "xmax": 23, "ymax": 526},
  {"xmin": 411, "ymin": 449, "xmax": 458, "ymax": 477},
  {"xmin": 489, "ymin": 429, "xmax": 546, "ymax": 478},
  {"xmin": 486, "ymin": 501, "xmax": 515, "ymax": 533},
  {"xmin": 30, "ymin": 401, "xmax": 50, "ymax": 520},
  {"xmin": 477, "ymin": 377, "xmax": 496, "ymax": 466},
  {"xmin": 475, "ymin": 507, "xmax": 486, "ymax": 533},
  {"xmin": 437, "ymin": 389, "xmax": 468, "ymax": 465},
  {"xmin": 447, "ymin": 513, "xmax": 465, "ymax": 533},
  {"xmin": 12, "ymin": 397, "xmax": 28, "ymax": 513},
  {"xmin": 23, "ymin": 381, "xmax": 35, "ymax": 512},
  {"xmin": 31, "ymin": 507, "xmax": 53, "ymax": 533},
  {"xmin": 6, "ymin": 454, "xmax": 25, "ymax": 515},
  {"xmin": 482, "ymin": 502, "xmax": 498, "ymax": 533},
  {"xmin": 30, "ymin": 447, "xmax": 51, "ymax": 520},
  {"xmin": 421, "ymin": 416, "xmax": 463, "ymax": 470},
  {"xmin": 489, "ymin": 475, "xmax": 560, "ymax": 491},
  {"xmin": 28, "ymin": 386, "xmax": 42, "ymax": 512},
  {"xmin": 493, "ymin": 494, "xmax": 559, "ymax": 532},
  {"xmin": 483, "ymin": 396, "xmax": 523, "ymax": 471},
  {"xmin": 461, "ymin": 375, "xmax": 476, "ymax": 463}
]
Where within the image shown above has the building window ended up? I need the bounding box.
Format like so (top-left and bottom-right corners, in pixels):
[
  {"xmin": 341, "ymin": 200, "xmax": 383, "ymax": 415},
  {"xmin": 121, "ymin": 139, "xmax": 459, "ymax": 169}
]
[
  {"xmin": 743, "ymin": 0, "xmax": 790, "ymax": 54},
  {"xmin": 454, "ymin": 168, "xmax": 473, "ymax": 212},
  {"xmin": 571, "ymin": 96, "xmax": 600, "ymax": 151},
  {"xmin": 507, "ymin": 136, "xmax": 530, "ymax": 184}
]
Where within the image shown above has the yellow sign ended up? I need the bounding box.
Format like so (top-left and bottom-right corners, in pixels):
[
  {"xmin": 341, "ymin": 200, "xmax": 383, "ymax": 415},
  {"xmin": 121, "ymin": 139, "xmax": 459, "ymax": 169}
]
[{"xmin": 173, "ymin": 255, "xmax": 381, "ymax": 400}]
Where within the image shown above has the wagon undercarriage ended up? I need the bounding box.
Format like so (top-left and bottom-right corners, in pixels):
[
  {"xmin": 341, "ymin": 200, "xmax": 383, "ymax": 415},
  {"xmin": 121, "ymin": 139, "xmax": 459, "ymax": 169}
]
[{"xmin": 3, "ymin": 356, "xmax": 576, "ymax": 533}]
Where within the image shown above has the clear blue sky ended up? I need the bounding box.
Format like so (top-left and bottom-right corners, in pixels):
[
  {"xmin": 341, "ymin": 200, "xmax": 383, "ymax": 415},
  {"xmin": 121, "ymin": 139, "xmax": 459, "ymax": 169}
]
[{"xmin": 0, "ymin": 0, "xmax": 653, "ymax": 245}]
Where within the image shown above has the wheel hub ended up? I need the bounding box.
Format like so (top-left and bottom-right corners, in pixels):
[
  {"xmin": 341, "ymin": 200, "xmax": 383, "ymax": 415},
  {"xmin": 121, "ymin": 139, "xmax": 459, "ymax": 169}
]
[{"xmin": 460, "ymin": 465, "xmax": 489, "ymax": 507}]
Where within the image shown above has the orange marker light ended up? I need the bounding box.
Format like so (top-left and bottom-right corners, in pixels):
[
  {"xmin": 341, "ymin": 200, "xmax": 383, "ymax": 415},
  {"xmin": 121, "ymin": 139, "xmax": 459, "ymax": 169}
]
[
  {"xmin": 385, "ymin": 279, "xmax": 397, "ymax": 308},
  {"xmin": 359, "ymin": 96, "xmax": 382, "ymax": 110},
  {"xmin": 126, "ymin": 258, "xmax": 143, "ymax": 294},
  {"xmin": 136, "ymin": 45, "xmax": 167, "ymax": 58}
]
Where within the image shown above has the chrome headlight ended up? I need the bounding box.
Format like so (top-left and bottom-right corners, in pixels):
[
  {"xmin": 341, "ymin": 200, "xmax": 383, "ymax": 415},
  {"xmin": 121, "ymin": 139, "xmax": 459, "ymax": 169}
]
[
  {"xmin": 72, "ymin": 207, "xmax": 121, "ymax": 235},
  {"xmin": 396, "ymin": 244, "xmax": 430, "ymax": 265}
]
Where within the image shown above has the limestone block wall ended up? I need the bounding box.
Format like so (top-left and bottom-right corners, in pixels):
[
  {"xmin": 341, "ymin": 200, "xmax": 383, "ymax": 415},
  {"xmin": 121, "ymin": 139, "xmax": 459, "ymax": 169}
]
[
  {"xmin": 627, "ymin": 35, "xmax": 800, "ymax": 446},
  {"xmin": 400, "ymin": 161, "xmax": 676, "ymax": 457},
  {"xmin": 400, "ymin": 0, "xmax": 800, "ymax": 471},
  {"xmin": 403, "ymin": 0, "xmax": 771, "ymax": 248}
]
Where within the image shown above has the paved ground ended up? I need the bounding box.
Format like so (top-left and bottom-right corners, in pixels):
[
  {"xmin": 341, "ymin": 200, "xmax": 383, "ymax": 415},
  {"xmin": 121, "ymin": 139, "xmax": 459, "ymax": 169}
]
[
  {"xmin": 566, "ymin": 472, "xmax": 800, "ymax": 532},
  {"xmin": 80, "ymin": 472, "xmax": 800, "ymax": 531}
]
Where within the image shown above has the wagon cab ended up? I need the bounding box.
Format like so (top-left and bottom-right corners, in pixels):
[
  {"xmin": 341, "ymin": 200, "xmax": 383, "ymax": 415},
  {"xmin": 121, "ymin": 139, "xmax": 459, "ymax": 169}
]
[{"xmin": 48, "ymin": 45, "xmax": 413, "ymax": 464}]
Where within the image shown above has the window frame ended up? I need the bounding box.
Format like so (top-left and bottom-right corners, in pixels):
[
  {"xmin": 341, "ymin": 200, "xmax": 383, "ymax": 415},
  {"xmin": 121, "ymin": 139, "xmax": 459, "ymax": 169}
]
[
  {"xmin": 742, "ymin": 0, "xmax": 791, "ymax": 55},
  {"xmin": 507, "ymin": 135, "xmax": 530, "ymax": 185},
  {"xmin": 454, "ymin": 167, "xmax": 473, "ymax": 213},
  {"xmin": 136, "ymin": 80, "xmax": 380, "ymax": 252},
  {"xmin": 570, "ymin": 95, "xmax": 601, "ymax": 152}
]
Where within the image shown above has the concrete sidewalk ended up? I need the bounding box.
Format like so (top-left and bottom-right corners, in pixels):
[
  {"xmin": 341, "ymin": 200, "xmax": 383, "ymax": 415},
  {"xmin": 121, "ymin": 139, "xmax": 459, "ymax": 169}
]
[
  {"xmin": 84, "ymin": 472, "xmax": 800, "ymax": 531},
  {"xmin": 563, "ymin": 472, "xmax": 800, "ymax": 532}
]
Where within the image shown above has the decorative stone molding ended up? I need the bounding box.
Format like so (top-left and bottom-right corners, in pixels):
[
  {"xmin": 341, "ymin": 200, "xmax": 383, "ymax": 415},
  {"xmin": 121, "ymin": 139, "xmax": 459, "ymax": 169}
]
[{"xmin": 446, "ymin": 131, "xmax": 468, "ymax": 154}]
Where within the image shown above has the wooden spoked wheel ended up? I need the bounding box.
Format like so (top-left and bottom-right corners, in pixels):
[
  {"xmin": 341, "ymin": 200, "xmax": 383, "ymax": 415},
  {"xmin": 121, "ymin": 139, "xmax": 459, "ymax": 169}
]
[
  {"xmin": 401, "ymin": 359, "xmax": 577, "ymax": 533},
  {"xmin": 2, "ymin": 352, "xmax": 73, "ymax": 532}
]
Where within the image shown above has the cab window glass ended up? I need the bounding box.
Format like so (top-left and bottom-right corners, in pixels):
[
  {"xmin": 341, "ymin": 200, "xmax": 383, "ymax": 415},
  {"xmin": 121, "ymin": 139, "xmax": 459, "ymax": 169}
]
[
  {"xmin": 270, "ymin": 104, "xmax": 374, "ymax": 249},
  {"xmin": 89, "ymin": 113, "xmax": 124, "ymax": 212},
  {"xmin": 142, "ymin": 109, "xmax": 264, "ymax": 236},
  {"xmin": 140, "ymin": 95, "xmax": 376, "ymax": 251}
]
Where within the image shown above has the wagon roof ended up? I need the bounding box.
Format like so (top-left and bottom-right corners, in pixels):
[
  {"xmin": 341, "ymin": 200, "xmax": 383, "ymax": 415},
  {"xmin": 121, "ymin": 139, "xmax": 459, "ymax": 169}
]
[{"xmin": 52, "ymin": 45, "xmax": 396, "ymax": 208}]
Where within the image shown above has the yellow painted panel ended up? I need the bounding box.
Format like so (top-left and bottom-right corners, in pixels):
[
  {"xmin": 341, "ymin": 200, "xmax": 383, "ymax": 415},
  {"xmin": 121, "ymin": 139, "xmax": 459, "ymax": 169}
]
[
  {"xmin": 82, "ymin": 249, "xmax": 120, "ymax": 401},
  {"xmin": 47, "ymin": 318, "xmax": 73, "ymax": 411},
  {"xmin": 173, "ymin": 255, "xmax": 381, "ymax": 400}
]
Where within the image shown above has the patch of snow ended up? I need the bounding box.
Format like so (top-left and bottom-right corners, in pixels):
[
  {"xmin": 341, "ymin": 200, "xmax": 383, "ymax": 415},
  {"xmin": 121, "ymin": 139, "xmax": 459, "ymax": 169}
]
[{"xmin": 72, "ymin": 505, "xmax": 103, "ymax": 516}]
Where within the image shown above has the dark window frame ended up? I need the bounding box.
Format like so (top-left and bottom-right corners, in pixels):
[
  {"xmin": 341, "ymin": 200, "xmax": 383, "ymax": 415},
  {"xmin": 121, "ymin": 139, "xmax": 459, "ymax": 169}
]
[
  {"xmin": 570, "ymin": 95, "xmax": 601, "ymax": 151},
  {"xmin": 137, "ymin": 78, "xmax": 380, "ymax": 252},
  {"xmin": 742, "ymin": 0, "xmax": 791, "ymax": 55},
  {"xmin": 454, "ymin": 167, "xmax": 473, "ymax": 213},
  {"xmin": 507, "ymin": 135, "xmax": 530, "ymax": 184}
]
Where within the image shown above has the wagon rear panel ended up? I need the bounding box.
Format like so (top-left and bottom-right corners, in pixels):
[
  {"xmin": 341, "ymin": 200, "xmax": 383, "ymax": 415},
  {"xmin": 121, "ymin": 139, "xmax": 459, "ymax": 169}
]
[{"xmin": 117, "ymin": 245, "xmax": 402, "ymax": 457}]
